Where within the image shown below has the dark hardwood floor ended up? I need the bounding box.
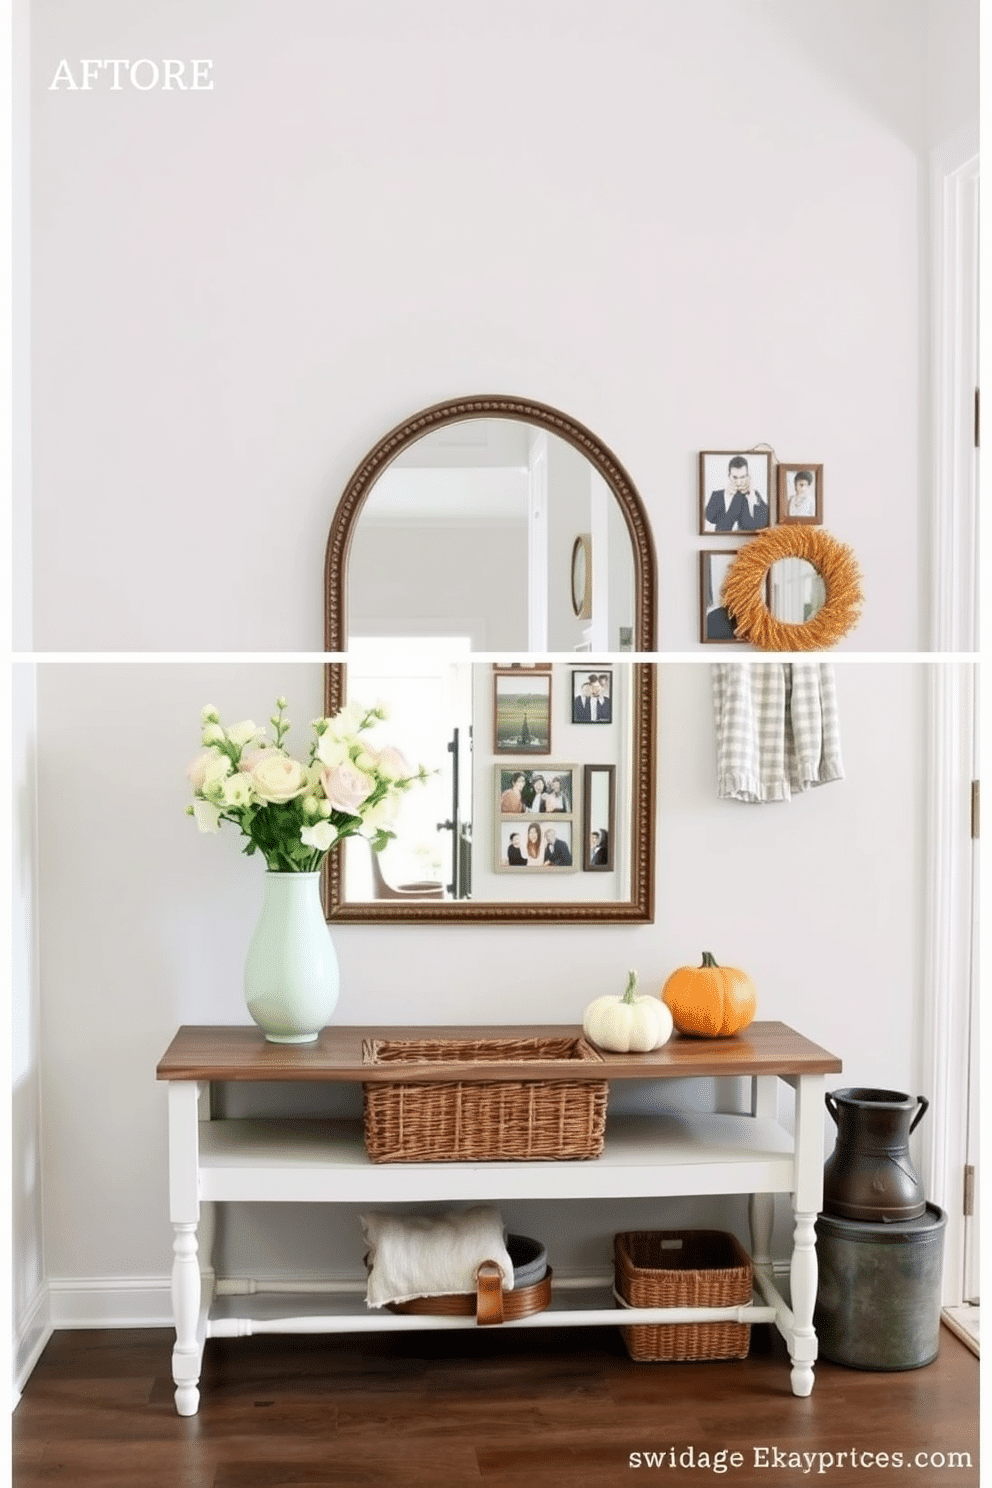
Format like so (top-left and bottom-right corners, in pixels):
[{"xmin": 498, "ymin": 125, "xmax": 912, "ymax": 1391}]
[{"xmin": 13, "ymin": 1323, "xmax": 979, "ymax": 1487}]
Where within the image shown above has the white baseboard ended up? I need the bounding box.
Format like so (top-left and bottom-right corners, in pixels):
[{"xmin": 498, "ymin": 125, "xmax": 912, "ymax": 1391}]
[
  {"xmin": 47, "ymin": 1275, "xmax": 175, "ymax": 1329},
  {"xmin": 13, "ymin": 1282, "xmax": 53, "ymax": 1404},
  {"xmin": 942, "ymin": 1305, "xmax": 980, "ymax": 1357}
]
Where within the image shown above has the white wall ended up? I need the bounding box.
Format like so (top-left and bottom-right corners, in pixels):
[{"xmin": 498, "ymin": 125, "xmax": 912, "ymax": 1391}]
[
  {"xmin": 25, "ymin": 0, "xmax": 976, "ymax": 653},
  {"xmin": 349, "ymin": 521, "xmax": 529, "ymax": 650},
  {"xmin": 12, "ymin": 669, "xmax": 46, "ymax": 1387},
  {"xmin": 924, "ymin": 0, "xmax": 980, "ymax": 146},
  {"xmin": 33, "ymin": 658, "xmax": 926, "ymax": 1302},
  {"xmin": 12, "ymin": 0, "xmax": 46, "ymax": 1394}
]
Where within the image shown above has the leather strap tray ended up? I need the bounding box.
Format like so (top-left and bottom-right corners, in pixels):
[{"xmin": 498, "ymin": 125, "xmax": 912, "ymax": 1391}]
[{"xmin": 386, "ymin": 1262, "xmax": 553, "ymax": 1325}]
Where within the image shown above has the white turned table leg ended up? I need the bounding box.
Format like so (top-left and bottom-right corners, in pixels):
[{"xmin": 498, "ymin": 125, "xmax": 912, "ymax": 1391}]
[
  {"xmin": 788, "ymin": 1071, "xmax": 825, "ymax": 1397},
  {"xmin": 198, "ymin": 1200, "xmax": 217, "ymax": 1281},
  {"xmin": 789, "ymin": 1210, "xmax": 818, "ymax": 1397},
  {"xmin": 171, "ymin": 1222, "xmax": 202, "ymax": 1416},
  {"xmin": 749, "ymin": 1192, "xmax": 774, "ymax": 1276},
  {"xmin": 168, "ymin": 1081, "xmax": 204, "ymax": 1416}
]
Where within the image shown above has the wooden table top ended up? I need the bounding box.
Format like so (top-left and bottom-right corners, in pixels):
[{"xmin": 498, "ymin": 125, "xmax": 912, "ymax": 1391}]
[{"xmin": 157, "ymin": 1022, "xmax": 841, "ymax": 1083}]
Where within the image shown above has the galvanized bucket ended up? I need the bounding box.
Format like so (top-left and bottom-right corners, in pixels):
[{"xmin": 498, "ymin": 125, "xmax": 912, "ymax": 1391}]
[{"xmin": 814, "ymin": 1204, "xmax": 947, "ymax": 1370}]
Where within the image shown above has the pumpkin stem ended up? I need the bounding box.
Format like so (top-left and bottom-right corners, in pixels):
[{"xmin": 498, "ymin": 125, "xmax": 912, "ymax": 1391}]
[
  {"xmin": 700, "ymin": 952, "xmax": 719, "ymax": 968},
  {"xmin": 622, "ymin": 969, "xmax": 639, "ymax": 1003}
]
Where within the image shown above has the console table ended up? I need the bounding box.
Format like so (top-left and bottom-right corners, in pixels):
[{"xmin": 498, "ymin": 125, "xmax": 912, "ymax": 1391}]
[{"xmin": 157, "ymin": 1021, "xmax": 841, "ymax": 1416}]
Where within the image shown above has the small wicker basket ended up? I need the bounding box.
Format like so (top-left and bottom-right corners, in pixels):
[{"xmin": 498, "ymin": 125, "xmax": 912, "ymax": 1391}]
[
  {"xmin": 362, "ymin": 1035, "xmax": 608, "ymax": 1163},
  {"xmin": 614, "ymin": 1230, "xmax": 753, "ymax": 1362}
]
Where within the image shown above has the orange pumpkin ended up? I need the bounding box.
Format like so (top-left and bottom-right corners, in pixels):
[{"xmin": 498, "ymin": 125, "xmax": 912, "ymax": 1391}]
[{"xmin": 662, "ymin": 952, "xmax": 757, "ymax": 1037}]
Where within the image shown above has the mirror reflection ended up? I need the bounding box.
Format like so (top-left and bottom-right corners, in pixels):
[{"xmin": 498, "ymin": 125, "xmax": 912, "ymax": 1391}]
[
  {"xmin": 339, "ymin": 657, "xmax": 635, "ymax": 906},
  {"xmin": 346, "ymin": 417, "xmax": 637, "ymax": 653},
  {"xmin": 769, "ymin": 557, "xmax": 826, "ymax": 625}
]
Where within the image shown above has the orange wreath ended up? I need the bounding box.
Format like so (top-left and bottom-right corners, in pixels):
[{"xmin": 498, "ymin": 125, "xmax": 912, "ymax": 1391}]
[{"xmin": 721, "ymin": 527, "xmax": 863, "ymax": 651}]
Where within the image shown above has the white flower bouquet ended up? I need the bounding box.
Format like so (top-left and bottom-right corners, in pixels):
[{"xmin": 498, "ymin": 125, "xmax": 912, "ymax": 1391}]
[{"xmin": 187, "ymin": 697, "xmax": 429, "ymax": 873}]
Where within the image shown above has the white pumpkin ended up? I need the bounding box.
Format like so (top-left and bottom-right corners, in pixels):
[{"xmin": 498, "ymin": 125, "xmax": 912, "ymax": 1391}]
[{"xmin": 583, "ymin": 970, "xmax": 674, "ymax": 1054}]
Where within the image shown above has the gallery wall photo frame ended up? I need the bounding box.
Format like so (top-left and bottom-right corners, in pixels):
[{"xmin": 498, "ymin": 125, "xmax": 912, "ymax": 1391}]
[
  {"xmin": 583, "ymin": 765, "xmax": 615, "ymax": 871},
  {"xmin": 700, "ymin": 549, "xmax": 758, "ymax": 645},
  {"xmin": 571, "ymin": 668, "xmax": 613, "ymax": 724},
  {"xmin": 492, "ymin": 669, "xmax": 552, "ymax": 754},
  {"xmin": 699, "ymin": 450, "xmax": 773, "ymax": 535},
  {"xmin": 496, "ymin": 764, "xmax": 577, "ymax": 817},
  {"xmin": 777, "ymin": 463, "xmax": 824, "ymax": 525},
  {"xmin": 496, "ymin": 817, "xmax": 577, "ymax": 873}
]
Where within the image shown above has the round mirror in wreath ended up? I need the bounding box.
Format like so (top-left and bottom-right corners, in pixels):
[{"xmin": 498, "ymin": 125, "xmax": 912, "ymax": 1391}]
[{"xmin": 721, "ymin": 527, "xmax": 863, "ymax": 651}]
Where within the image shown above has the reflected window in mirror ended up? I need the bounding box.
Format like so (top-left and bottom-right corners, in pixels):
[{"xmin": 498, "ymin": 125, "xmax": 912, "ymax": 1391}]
[
  {"xmin": 344, "ymin": 637, "xmax": 473, "ymax": 903},
  {"xmin": 769, "ymin": 558, "xmax": 827, "ymax": 625}
]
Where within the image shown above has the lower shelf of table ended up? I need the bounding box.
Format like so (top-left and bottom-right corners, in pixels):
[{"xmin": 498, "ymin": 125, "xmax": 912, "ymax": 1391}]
[{"xmin": 204, "ymin": 1278, "xmax": 783, "ymax": 1337}]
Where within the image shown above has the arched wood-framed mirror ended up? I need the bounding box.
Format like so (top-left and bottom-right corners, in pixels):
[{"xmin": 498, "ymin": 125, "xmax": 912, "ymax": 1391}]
[
  {"xmin": 324, "ymin": 395, "xmax": 657, "ymax": 655},
  {"xmin": 322, "ymin": 395, "xmax": 657, "ymax": 924}
]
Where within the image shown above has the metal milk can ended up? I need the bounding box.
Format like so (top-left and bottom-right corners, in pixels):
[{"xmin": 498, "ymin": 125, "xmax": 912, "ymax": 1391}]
[{"xmin": 822, "ymin": 1087, "xmax": 929, "ymax": 1222}]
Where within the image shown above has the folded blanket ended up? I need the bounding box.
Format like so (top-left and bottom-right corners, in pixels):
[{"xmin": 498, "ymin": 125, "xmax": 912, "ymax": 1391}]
[{"xmin": 362, "ymin": 1205, "xmax": 513, "ymax": 1308}]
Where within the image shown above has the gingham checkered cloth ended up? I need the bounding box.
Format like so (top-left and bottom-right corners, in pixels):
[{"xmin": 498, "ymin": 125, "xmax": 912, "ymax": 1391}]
[{"xmin": 711, "ymin": 663, "xmax": 844, "ymax": 802}]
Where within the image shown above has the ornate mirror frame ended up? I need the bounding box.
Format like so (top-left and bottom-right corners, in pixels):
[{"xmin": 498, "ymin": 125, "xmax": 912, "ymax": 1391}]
[{"xmin": 322, "ymin": 394, "xmax": 658, "ymax": 924}]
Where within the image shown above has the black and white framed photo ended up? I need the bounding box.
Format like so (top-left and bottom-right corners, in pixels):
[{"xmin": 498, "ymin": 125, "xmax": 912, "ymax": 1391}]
[
  {"xmin": 699, "ymin": 450, "xmax": 772, "ymax": 534},
  {"xmin": 496, "ymin": 765, "xmax": 576, "ymax": 816},
  {"xmin": 700, "ymin": 550, "xmax": 748, "ymax": 644},
  {"xmin": 583, "ymin": 765, "xmax": 615, "ymax": 871},
  {"xmin": 492, "ymin": 670, "xmax": 551, "ymax": 754},
  {"xmin": 571, "ymin": 668, "xmax": 613, "ymax": 724},
  {"xmin": 496, "ymin": 818, "xmax": 576, "ymax": 872},
  {"xmin": 777, "ymin": 463, "xmax": 823, "ymax": 525}
]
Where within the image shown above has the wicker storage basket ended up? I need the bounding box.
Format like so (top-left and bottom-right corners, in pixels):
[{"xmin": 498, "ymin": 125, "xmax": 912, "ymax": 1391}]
[
  {"xmin": 614, "ymin": 1230, "xmax": 753, "ymax": 1362},
  {"xmin": 362, "ymin": 1036, "xmax": 608, "ymax": 1163}
]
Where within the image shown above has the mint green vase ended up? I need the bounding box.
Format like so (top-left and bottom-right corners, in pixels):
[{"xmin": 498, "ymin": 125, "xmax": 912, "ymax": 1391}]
[{"xmin": 244, "ymin": 872, "xmax": 339, "ymax": 1043}]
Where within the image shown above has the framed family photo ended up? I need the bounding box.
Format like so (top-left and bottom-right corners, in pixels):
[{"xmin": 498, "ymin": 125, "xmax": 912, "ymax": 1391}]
[
  {"xmin": 583, "ymin": 765, "xmax": 615, "ymax": 871},
  {"xmin": 699, "ymin": 450, "xmax": 772, "ymax": 535},
  {"xmin": 497, "ymin": 818, "xmax": 576, "ymax": 872},
  {"xmin": 496, "ymin": 765, "xmax": 576, "ymax": 817},
  {"xmin": 571, "ymin": 669, "xmax": 613, "ymax": 724},
  {"xmin": 700, "ymin": 550, "xmax": 751, "ymax": 644},
  {"xmin": 777, "ymin": 463, "xmax": 823, "ymax": 525},
  {"xmin": 492, "ymin": 670, "xmax": 551, "ymax": 754}
]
